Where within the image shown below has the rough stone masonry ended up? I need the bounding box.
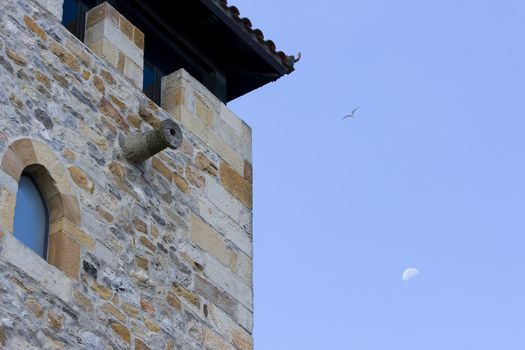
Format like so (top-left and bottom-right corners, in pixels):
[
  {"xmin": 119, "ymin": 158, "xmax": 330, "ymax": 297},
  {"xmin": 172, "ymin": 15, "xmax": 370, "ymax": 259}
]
[{"xmin": 0, "ymin": 0, "xmax": 254, "ymax": 349}]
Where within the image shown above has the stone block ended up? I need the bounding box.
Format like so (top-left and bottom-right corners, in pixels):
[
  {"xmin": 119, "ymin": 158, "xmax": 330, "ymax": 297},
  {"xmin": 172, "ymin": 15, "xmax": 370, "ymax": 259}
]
[
  {"xmin": 0, "ymin": 188, "xmax": 16, "ymax": 233},
  {"xmin": 50, "ymin": 217, "xmax": 95, "ymax": 250},
  {"xmin": 161, "ymin": 71, "xmax": 245, "ymax": 174},
  {"xmin": 1, "ymin": 234, "xmax": 73, "ymax": 303},
  {"xmin": 204, "ymin": 255, "xmax": 253, "ymax": 311},
  {"xmin": 85, "ymin": 2, "xmax": 144, "ymax": 88},
  {"xmin": 48, "ymin": 230, "xmax": 81, "ymax": 279},
  {"xmin": 194, "ymin": 274, "xmax": 237, "ymax": 319},
  {"xmin": 190, "ymin": 214, "xmax": 229, "ymax": 267},
  {"xmin": 197, "ymin": 198, "xmax": 252, "ymax": 257},
  {"xmin": 219, "ymin": 162, "xmax": 252, "ymax": 209}
]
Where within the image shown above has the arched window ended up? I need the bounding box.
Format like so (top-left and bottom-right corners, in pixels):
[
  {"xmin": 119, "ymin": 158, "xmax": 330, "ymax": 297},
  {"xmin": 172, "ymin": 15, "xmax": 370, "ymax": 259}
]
[{"xmin": 13, "ymin": 173, "xmax": 49, "ymax": 259}]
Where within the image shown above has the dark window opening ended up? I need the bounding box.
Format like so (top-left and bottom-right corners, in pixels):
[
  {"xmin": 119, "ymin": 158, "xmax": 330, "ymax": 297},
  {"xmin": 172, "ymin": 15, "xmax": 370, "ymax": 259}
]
[
  {"xmin": 62, "ymin": 0, "xmax": 230, "ymax": 104},
  {"xmin": 13, "ymin": 173, "xmax": 50, "ymax": 259},
  {"xmin": 62, "ymin": 0, "xmax": 99, "ymax": 41},
  {"xmin": 143, "ymin": 60, "xmax": 165, "ymax": 105}
]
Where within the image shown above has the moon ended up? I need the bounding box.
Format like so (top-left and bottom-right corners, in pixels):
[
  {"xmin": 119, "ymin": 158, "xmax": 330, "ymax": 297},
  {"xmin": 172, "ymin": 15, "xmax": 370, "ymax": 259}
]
[{"xmin": 402, "ymin": 268, "xmax": 419, "ymax": 282}]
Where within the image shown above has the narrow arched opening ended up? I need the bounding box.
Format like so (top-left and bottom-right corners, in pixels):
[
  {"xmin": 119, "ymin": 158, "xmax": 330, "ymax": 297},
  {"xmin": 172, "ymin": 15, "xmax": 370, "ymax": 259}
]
[
  {"xmin": 13, "ymin": 171, "xmax": 50, "ymax": 259},
  {"xmin": 2, "ymin": 139, "xmax": 83, "ymax": 280}
]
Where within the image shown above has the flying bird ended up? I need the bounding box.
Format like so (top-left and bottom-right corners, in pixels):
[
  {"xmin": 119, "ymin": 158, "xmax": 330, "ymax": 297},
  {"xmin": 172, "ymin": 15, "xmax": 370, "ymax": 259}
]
[{"xmin": 343, "ymin": 107, "xmax": 359, "ymax": 120}]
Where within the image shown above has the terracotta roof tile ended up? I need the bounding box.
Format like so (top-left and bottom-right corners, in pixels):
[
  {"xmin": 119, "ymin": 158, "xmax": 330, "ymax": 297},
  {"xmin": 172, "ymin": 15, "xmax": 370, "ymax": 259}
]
[{"xmin": 211, "ymin": 0, "xmax": 299, "ymax": 73}]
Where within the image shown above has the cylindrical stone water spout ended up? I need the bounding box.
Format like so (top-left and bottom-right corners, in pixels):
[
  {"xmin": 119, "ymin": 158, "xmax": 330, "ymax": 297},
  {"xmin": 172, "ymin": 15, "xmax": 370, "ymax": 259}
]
[{"xmin": 121, "ymin": 119, "xmax": 183, "ymax": 164}]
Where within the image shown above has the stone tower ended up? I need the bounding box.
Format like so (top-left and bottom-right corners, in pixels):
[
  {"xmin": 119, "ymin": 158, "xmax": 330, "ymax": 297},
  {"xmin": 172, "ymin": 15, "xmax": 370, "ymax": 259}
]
[{"xmin": 0, "ymin": 0, "xmax": 295, "ymax": 349}]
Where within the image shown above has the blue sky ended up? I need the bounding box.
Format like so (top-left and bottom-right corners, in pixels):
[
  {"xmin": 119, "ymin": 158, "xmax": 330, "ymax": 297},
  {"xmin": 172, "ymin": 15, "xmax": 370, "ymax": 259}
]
[{"xmin": 229, "ymin": 0, "xmax": 525, "ymax": 349}]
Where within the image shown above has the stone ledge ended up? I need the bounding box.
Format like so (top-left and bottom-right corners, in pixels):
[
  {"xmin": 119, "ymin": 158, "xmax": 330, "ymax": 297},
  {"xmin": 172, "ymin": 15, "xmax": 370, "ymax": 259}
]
[{"xmin": 0, "ymin": 233, "xmax": 74, "ymax": 303}]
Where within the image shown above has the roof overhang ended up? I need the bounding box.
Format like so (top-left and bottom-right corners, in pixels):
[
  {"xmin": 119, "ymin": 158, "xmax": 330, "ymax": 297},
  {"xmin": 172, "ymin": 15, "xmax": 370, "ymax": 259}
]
[{"xmin": 123, "ymin": 0, "xmax": 296, "ymax": 101}]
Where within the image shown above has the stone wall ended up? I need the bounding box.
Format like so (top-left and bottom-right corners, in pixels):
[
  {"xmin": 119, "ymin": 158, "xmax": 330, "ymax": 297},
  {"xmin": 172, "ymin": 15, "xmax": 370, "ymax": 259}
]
[{"xmin": 0, "ymin": 0, "xmax": 253, "ymax": 349}]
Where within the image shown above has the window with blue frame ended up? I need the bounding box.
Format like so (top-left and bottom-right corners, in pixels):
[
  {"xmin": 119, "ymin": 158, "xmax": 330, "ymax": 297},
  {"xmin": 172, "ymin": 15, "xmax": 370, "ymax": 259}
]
[{"xmin": 13, "ymin": 174, "xmax": 50, "ymax": 259}]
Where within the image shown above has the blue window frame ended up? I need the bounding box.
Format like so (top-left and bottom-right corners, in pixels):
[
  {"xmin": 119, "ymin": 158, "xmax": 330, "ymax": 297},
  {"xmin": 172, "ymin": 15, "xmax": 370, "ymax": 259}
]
[{"xmin": 13, "ymin": 174, "xmax": 49, "ymax": 259}]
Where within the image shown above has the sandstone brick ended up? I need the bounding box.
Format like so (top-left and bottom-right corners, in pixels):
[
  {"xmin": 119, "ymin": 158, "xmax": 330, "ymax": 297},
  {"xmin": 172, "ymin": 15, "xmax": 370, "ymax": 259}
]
[
  {"xmin": 220, "ymin": 162, "xmax": 252, "ymax": 209},
  {"xmin": 243, "ymin": 161, "xmax": 252, "ymax": 183},
  {"xmin": 186, "ymin": 165, "xmax": 205, "ymax": 188},
  {"xmin": 229, "ymin": 250, "xmax": 238, "ymax": 273},
  {"xmin": 121, "ymin": 303, "xmax": 139, "ymax": 318},
  {"xmin": 23, "ymin": 16, "xmax": 47, "ymax": 41},
  {"xmin": 196, "ymin": 96, "xmax": 214, "ymax": 126},
  {"xmin": 173, "ymin": 172, "xmax": 189, "ymax": 193},
  {"xmin": 93, "ymin": 75, "xmax": 105, "ymax": 94},
  {"xmin": 150, "ymin": 225, "xmax": 159, "ymax": 239},
  {"xmin": 49, "ymin": 41, "xmax": 80, "ymax": 72},
  {"xmin": 190, "ymin": 214, "xmax": 229, "ymax": 267},
  {"xmin": 196, "ymin": 152, "xmax": 218, "ymax": 176},
  {"xmin": 119, "ymin": 16, "xmax": 134, "ymax": 40},
  {"xmin": 73, "ymin": 290, "xmax": 93, "ymax": 312},
  {"xmin": 135, "ymin": 255, "xmax": 149, "ymax": 270},
  {"xmin": 86, "ymin": 3, "xmax": 106, "ymax": 27},
  {"xmin": 80, "ymin": 122, "xmax": 108, "ymax": 151},
  {"xmin": 138, "ymin": 106, "xmax": 161, "ymax": 128},
  {"xmin": 9, "ymin": 138, "xmax": 37, "ymax": 167},
  {"xmin": 133, "ymin": 27, "xmax": 145, "ymax": 50},
  {"xmin": 143, "ymin": 318, "xmax": 160, "ymax": 333},
  {"xmin": 48, "ymin": 231, "xmax": 81, "ymax": 279},
  {"xmin": 108, "ymin": 161, "xmax": 126, "ymax": 178},
  {"xmin": 172, "ymin": 282, "xmax": 200, "ymax": 308},
  {"xmin": 166, "ymin": 293, "xmax": 181, "ymax": 310},
  {"xmin": 1, "ymin": 148, "xmax": 25, "ymax": 180},
  {"xmin": 52, "ymin": 72, "xmax": 69, "ymax": 88},
  {"xmin": 140, "ymin": 236, "xmax": 156, "ymax": 252},
  {"xmin": 135, "ymin": 339, "xmax": 150, "ymax": 350},
  {"xmin": 110, "ymin": 95, "xmax": 126, "ymax": 111},
  {"xmin": 100, "ymin": 97, "xmax": 128, "ymax": 130},
  {"xmin": 6, "ymin": 48, "xmax": 27, "ymax": 66},
  {"xmin": 127, "ymin": 113, "xmax": 142, "ymax": 129},
  {"xmin": 69, "ymin": 166, "xmax": 94, "ymax": 193},
  {"xmin": 35, "ymin": 71, "xmax": 51, "ymax": 89},
  {"xmin": 110, "ymin": 322, "xmax": 130, "ymax": 343},
  {"xmin": 140, "ymin": 298, "xmax": 155, "ymax": 315},
  {"xmin": 96, "ymin": 205, "xmax": 114, "ymax": 223},
  {"xmin": 25, "ymin": 299, "xmax": 44, "ymax": 317},
  {"xmin": 47, "ymin": 311, "xmax": 63, "ymax": 330},
  {"xmin": 0, "ymin": 189, "xmax": 16, "ymax": 233},
  {"xmin": 62, "ymin": 148, "xmax": 76, "ymax": 161},
  {"xmin": 61, "ymin": 194, "xmax": 82, "ymax": 225},
  {"xmin": 85, "ymin": 4, "xmax": 144, "ymax": 87},
  {"xmin": 179, "ymin": 107, "xmax": 244, "ymax": 174},
  {"xmin": 102, "ymin": 303, "xmax": 126, "ymax": 322},
  {"xmin": 50, "ymin": 218, "xmax": 95, "ymax": 250},
  {"xmin": 100, "ymin": 69, "xmax": 116, "ymax": 84},
  {"xmin": 133, "ymin": 217, "xmax": 148, "ymax": 233},
  {"xmin": 91, "ymin": 282, "xmax": 113, "ymax": 300},
  {"xmin": 152, "ymin": 157, "xmax": 173, "ymax": 181}
]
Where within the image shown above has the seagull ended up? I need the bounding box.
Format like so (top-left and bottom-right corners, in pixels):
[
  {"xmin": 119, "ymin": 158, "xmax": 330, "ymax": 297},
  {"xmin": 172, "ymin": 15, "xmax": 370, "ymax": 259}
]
[{"xmin": 343, "ymin": 107, "xmax": 359, "ymax": 120}]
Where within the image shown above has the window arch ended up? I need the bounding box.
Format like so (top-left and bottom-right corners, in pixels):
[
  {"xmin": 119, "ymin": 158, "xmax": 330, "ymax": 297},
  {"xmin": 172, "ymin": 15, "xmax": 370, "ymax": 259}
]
[
  {"xmin": 1, "ymin": 138, "xmax": 83, "ymax": 280},
  {"xmin": 13, "ymin": 170, "xmax": 50, "ymax": 259}
]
